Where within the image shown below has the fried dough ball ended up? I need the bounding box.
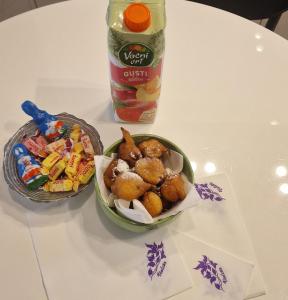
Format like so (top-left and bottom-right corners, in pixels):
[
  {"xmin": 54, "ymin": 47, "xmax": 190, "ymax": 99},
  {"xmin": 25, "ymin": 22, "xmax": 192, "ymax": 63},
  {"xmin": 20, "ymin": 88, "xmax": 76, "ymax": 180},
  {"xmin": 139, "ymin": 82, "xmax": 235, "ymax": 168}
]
[
  {"xmin": 135, "ymin": 157, "xmax": 166, "ymax": 185},
  {"xmin": 103, "ymin": 159, "xmax": 129, "ymax": 189},
  {"xmin": 118, "ymin": 127, "xmax": 142, "ymax": 167},
  {"xmin": 143, "ymin": 192, "xmax": 163, "ymax": 217},
  {"xmin": 160, "ymin": 174, "xmax": 187, "ymax": 202},
  {"xmin": 111, "ymin": 172, "xmax": 151, "ymax": 201},
  {"xmin": 103, "ymin": 159, "xmax": 118, "ymax": 189},
  {"xmin": 161, "ymin": 197, "xmax": 173, "ymax": 211},
  {"xmin": 138, "ymin": 139, "xmax": 168, "ymax": 158}
]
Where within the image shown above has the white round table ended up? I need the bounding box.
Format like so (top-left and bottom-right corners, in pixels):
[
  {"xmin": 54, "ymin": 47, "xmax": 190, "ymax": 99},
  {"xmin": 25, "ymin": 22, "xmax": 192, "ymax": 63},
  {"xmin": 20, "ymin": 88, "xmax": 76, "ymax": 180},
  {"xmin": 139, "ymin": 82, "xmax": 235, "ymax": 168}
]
[{"xmin": 1, "ymin": 0, "xmax": 288, "ymax": 299}]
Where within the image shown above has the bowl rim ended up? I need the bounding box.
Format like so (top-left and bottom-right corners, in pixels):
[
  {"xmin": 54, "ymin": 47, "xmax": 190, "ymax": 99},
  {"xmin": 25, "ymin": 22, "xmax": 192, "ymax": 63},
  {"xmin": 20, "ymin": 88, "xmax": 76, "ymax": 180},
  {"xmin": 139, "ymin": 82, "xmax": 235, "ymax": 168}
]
[
  {"xmin": 95, "ymin": 133, "xmax": 194, "ymax": 227},
  {"xmin": 3, "ymin": 112, "xmax": 103, "ymax": 203}
]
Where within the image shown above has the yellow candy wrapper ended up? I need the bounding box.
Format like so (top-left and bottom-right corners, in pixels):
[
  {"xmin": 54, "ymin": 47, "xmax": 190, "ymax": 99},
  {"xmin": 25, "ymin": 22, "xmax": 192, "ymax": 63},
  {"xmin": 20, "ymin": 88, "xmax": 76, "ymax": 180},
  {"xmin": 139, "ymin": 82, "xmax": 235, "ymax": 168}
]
[
  {"xmin": 46, "ymin": 179, "xmax": 73, "ymax": 192},
  {"xmin": 77, "ymin": 161, "xmax": 95, "ymax": 184},
  {"xmin": 73, "ymin": 142, "xmax": 84, "ymax": 154},
  {"xmin": 70, "ymin": 124, "xmax": 81, "ymax": 143},
  {"xmin": 65, "ymin": 152, "xmax": 81, "ymax": 177},
  {"xmin": 42, "ymin": 152, "xmax": 61, "ymax": 170},
  {"xmin": 46, "ymin": 138, "xmax": 66, "ymax": 154},
  {"xmin": 43, "ymin": 182, "xmax": 49, "ymax": 192},
  {"xmin": 49, "ymin": 159, "xmax": 66, "ymax": 181},
  {"xmin": 40, "ymin": 167, "xmax": 50, "ymax": 176},
  {"xmin": 73, "ymin": 180, "xmax": 80, "ymax": 192}
]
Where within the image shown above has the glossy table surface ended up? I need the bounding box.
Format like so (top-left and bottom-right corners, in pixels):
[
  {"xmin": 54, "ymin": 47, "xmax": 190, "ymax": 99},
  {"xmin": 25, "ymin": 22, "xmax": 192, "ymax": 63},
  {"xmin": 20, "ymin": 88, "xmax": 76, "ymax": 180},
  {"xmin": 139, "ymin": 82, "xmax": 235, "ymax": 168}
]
[{"xmin": 1, "ymin": 0, "xmax": 288, "ymax": 299}]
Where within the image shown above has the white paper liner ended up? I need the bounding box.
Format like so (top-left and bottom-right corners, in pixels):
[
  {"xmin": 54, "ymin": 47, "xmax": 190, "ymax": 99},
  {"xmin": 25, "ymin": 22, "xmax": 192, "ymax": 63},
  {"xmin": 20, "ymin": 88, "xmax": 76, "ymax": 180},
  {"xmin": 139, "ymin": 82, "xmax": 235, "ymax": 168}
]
[
  {"xmin": 162, "ymin": 150, "xmax": 183, "ymax": 174},
  {"xmin": 94, "ymin": 151, "xmax": 200, "ymax": 224}
]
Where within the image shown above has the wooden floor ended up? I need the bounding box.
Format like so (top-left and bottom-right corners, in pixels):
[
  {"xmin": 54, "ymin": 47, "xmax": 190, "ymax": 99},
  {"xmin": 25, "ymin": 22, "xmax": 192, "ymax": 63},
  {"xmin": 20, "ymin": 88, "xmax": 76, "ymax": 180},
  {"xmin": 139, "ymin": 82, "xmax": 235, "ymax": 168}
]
[{"xmin": 0, "ymin": 0, "xmax": 287, "ymax": 39}]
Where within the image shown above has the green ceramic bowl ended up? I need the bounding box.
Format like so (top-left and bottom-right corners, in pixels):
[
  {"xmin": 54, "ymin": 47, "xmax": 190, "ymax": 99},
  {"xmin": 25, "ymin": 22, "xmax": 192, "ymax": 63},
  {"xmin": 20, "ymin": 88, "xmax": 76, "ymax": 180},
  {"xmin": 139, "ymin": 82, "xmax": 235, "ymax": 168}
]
[{"xmin": 95, "ymin": 134, "xmax": 194, "ymax": 233}]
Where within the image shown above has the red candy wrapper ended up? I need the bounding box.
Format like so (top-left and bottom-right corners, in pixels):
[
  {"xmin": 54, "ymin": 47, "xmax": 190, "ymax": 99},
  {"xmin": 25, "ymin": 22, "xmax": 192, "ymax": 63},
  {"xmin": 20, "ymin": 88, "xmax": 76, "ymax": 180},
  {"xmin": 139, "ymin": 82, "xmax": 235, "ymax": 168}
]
[
  {"xmin": 81, "ymin": 134, "xmax": 94, "ymax": 157},
  {"xmin": 23, "ymin": 138, "xmax": 47, "ymax": 158},
  {"xmin": 35, "ymin": 135, "xmax": 48, "ymax": 149}
]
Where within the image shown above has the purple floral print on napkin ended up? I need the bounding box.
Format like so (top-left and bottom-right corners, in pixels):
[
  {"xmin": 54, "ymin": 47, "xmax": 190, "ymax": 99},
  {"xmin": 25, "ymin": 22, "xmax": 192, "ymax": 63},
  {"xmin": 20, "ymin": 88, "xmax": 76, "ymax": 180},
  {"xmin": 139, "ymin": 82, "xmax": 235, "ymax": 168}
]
[
  {"xmin": 195, "ymin": 182, "xmax": 225, "ymax": 201},
  {"xmin": 146, "ymin": 242, "xmax": 167, "ymax": 280},
  {"xmin": 194, "ymin": 255, "xmax": 228, "ymax": 291}
]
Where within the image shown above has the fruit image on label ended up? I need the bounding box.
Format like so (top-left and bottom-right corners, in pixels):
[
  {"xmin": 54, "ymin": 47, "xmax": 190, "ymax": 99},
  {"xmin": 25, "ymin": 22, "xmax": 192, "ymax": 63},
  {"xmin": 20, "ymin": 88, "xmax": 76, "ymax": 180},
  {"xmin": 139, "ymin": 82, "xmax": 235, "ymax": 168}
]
[
  {"xmin": 136, "ymin": 76, "xmax": 161, "ymax": 102},
  {"xmin": 115, "ymin": 100, "xmax": 157, "ymax": 123}
]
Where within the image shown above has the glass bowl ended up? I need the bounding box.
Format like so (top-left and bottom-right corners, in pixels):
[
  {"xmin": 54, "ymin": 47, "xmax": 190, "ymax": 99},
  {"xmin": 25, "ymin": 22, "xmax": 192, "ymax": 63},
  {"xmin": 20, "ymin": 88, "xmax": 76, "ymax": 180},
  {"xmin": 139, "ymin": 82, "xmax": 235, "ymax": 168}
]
[{"xmin": 3, "ymin": 113, "xmax": 103, "ymax": 202}]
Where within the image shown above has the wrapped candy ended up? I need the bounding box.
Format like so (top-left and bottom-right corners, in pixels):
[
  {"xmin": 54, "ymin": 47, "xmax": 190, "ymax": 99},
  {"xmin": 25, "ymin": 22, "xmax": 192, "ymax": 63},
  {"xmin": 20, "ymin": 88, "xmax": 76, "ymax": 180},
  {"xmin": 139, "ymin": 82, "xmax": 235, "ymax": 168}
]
[
  {"xmin": 73, "ymin": 180, "xmax": 80, "ymax": 192},
  {"xmin": 46, "ymin": 138, "xmax": 66, "ymax": 154},
  {"xmin": 40, "ymin": 167, "xmax": 49, "ymax": 176},
  {"xmin": 22, "ymin": 100, "xmax": 67, "ymax": 140},
  {"xmin": 70, "ymin": 124, "xmax": 81, "ymax": 142},
  {"xmin": 73, "ymin": 142, "xmax": 84, "ymax": 154},
  {"xmin": 77, "ymin": 161, "xmax": 95, "ymax": 184},
  {"xmin": 65, "ymin": 152, "xmax": 82, "ymax": 178},
  {"xmin": 34, "ymin": 135, "xmax": 48, "ymax": 149},
  {"xmin": 42, "ymin": 152, "xmax": 61, "ymax": 170},
  {"xmin": 49, "ymin": 159, "xmax": 67, "ymax": 181},
  {"xmin": 12, "ymin": 144, "xmax": 48, "ymax": 190},
  {"xmin": 81, "ymin": 134, "xmax": 95, "ymax": 157},
  {"xmin": 23, "ymin": 137, "xmax": 47, "ymax": 158},
  {"xmin": 61, "ymin": 138, "xmax": 74, "ymax": 160},
  {"xmin": 44, "ymin": 179, "xmax": 73, "ymax": 192}
]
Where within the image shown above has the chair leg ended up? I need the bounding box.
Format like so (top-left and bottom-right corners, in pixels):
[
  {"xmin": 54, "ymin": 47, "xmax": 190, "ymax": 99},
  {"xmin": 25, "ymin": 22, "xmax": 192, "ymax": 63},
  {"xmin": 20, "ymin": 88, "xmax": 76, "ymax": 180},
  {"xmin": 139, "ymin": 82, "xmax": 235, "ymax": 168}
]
[{"xmin": 266, "ymin": 13, "xmax": 282, "ymax": 31}]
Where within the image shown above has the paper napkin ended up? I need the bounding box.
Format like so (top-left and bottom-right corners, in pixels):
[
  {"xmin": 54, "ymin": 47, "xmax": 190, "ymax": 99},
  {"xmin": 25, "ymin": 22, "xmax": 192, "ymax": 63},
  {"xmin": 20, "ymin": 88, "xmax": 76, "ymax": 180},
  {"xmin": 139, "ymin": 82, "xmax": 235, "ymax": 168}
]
[
  {"xmin": 170, "ymin": 174, "xmax": 266, "ymax": 299},
  {"xmin": 171, "ymin": 233, "xmax": 254, "ymax": 300},
  {"xmin": 27, "ymin": 194, "xmax": 193, "ymax": 300}
]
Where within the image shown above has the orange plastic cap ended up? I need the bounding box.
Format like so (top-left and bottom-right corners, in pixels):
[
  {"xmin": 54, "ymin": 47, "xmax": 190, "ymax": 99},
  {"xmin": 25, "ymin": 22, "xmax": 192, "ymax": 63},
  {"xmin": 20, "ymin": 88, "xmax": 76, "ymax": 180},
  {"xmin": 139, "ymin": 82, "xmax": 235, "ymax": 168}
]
[{"xmin": 124, "ymin": 3, "xmax": 151, "ymax": 32}]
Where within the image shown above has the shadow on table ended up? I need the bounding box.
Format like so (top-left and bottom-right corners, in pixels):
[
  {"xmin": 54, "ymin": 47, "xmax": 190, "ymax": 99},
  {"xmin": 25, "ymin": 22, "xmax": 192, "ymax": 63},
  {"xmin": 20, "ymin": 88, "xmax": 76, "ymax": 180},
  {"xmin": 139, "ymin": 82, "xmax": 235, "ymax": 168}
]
[
  {"xmin": 35, "ymin": 78, "xmax": 115, "ymax": 123},
  {"xmin": 0, "ymin": 165, "xmax": 93, "ymax": 226},
  {"xmin": 81, "ymin": 194, "xmax": 142, "ymax": 241},
  {"xmin": 0, "ymin": 171, "xmax": 31, "ymax": 226}
]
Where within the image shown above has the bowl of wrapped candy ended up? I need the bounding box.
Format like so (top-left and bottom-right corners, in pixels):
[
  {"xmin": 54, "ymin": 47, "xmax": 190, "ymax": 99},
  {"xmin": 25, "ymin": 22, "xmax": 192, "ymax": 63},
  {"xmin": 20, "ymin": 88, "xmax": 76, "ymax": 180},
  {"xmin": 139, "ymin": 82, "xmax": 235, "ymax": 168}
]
[
  {"xmin": 95, "ymin": 128, "xmax": 195, "ymax": 232},
  {"xmin": 3, "ymin": 101, "xmax": 103, "ymax": 202}
]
